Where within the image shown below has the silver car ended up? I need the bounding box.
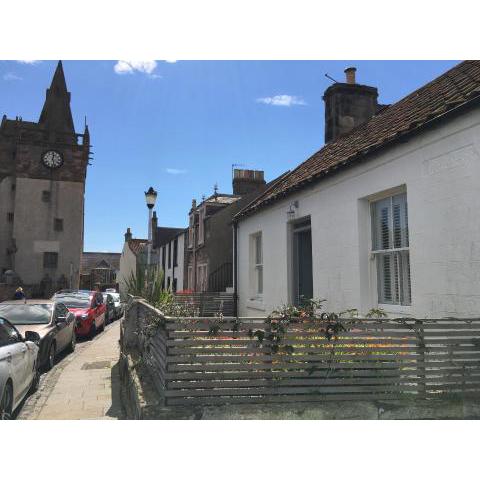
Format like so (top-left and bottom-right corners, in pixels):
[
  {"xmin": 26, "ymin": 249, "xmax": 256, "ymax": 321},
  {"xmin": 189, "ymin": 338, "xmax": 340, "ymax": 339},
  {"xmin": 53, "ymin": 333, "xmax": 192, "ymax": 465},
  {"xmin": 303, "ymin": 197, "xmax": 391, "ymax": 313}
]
[
  {"xmin": 0, "ymin": 317, "xmax": 40, "ymax": 419},
  {"xmin": 109, "ymin": 292, "xmax": 123, "ymax": 319}
]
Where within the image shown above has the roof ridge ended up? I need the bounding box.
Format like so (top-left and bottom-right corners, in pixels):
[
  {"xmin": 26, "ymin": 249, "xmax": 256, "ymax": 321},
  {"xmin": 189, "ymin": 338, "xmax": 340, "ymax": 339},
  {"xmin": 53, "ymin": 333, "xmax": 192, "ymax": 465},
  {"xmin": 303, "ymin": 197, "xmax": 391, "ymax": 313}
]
[{"xmin": 237, "ymin": 61, "xmax": 480, "ymax": 219}]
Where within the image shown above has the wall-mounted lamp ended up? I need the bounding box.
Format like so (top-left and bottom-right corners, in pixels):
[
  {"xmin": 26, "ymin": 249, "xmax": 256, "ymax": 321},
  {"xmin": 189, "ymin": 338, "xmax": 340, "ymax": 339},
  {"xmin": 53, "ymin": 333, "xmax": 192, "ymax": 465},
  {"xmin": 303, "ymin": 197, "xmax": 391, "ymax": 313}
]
[{"xmin": 286, "ymin": 200, "xmax": 299, "ymax": 220}]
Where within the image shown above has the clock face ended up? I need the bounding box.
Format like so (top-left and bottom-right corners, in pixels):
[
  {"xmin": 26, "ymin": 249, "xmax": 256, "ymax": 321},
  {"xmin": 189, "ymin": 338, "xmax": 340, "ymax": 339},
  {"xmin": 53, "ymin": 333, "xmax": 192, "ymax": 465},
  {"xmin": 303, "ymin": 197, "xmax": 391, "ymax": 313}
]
[{"xmin": 42, "ymin": 150, "xmax": 63, "ymax": 169}]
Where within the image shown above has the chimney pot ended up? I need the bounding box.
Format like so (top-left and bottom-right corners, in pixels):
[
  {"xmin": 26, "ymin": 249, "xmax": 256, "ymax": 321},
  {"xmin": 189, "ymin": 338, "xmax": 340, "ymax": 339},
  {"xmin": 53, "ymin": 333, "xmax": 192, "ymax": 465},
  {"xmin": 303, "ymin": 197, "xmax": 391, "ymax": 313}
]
[{"xmin": 344, "ymin": 67, "xmax": 356, "ymax": 85}]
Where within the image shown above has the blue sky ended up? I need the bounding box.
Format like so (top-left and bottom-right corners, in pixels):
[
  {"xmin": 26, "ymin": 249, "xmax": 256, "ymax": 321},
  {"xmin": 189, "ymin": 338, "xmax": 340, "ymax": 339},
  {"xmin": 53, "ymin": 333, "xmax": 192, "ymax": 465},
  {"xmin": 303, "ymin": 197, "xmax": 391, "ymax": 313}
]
[{"xmin": 1, "ymin": 60, "xmax": 459, "ymax": 252}]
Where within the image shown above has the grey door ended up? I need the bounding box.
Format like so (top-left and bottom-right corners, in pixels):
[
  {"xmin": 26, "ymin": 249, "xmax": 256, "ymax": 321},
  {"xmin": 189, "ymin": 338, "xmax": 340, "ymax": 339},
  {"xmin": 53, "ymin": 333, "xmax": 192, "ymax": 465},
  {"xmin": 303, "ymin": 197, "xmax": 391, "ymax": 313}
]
[{"xmin": 293, "ymin": 219, "xmax": 313, "ymax": 306}]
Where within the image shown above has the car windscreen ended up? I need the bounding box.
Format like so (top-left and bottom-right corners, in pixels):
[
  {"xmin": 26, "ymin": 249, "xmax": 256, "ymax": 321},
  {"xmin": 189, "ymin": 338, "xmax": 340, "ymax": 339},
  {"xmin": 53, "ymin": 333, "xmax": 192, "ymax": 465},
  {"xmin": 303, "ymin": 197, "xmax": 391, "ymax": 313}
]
[
  {"xmin": 0, "ymin": 304, "xmax": 52, "ymax": 325},
  {"xmin": 54, "ymin": 295, "xmax": 91, "ymax": 309}
]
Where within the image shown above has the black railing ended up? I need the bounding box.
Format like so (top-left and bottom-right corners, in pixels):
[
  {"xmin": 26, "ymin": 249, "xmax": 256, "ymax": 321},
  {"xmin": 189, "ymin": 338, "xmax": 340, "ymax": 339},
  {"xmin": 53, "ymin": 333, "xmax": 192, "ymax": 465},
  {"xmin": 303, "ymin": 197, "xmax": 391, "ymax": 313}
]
[{"xmin": 208, "ymin": 262, "xmax": 232, "ymax": 292}]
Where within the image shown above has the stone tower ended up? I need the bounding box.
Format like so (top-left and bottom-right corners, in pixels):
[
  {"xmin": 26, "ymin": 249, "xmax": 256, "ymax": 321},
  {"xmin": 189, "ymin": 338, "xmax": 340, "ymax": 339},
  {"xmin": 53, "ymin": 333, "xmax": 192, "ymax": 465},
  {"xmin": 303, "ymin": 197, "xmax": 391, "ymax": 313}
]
[{"xmin": 0, "ymin": 61, "xmax": 90, "ymax": 296}]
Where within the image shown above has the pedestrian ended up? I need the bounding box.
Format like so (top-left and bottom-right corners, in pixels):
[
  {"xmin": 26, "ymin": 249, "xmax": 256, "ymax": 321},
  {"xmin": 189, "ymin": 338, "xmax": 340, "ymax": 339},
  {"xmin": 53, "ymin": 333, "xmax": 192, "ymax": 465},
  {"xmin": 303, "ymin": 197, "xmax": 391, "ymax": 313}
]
[{"xmin": 14, "ymin": 287, "xmax": 25, "ymax": 300}]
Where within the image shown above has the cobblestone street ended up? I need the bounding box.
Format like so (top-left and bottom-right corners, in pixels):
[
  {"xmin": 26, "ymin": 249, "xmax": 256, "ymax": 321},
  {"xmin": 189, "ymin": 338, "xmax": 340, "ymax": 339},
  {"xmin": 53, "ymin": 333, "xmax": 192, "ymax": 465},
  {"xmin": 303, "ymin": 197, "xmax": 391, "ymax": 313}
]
[{"xmin": 18, "ymin": 320, "xmax": 124, "ymax": 420}]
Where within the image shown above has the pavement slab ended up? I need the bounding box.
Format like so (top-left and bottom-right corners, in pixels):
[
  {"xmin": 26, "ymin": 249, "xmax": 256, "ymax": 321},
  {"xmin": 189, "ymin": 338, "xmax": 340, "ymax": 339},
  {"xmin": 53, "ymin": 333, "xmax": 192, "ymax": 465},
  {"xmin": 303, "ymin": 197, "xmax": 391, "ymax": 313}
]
[{"xmin": 17, "ymin": 320, "xmax": 124, "ymax": 420}]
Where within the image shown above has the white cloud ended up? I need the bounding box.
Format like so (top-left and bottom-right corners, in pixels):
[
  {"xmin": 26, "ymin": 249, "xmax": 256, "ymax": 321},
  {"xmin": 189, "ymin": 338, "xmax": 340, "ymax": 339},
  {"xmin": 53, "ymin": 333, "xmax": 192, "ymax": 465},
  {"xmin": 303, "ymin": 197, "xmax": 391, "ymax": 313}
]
[
  {"xmin": 16, "ymin": 60, "xmax": 41, "ymax": 65},
  {"xmin": 256, "ymin": 94, "xmax": 306, "ymax": 107},
  {"xmin": 3, "ymin": 72, "xmax": 22, "ymax": 81},
  {"xmin": 164, "ymin": 60, "xmax": 177, "ymax": 63},
  {"xmin": 114, "ymin": 60, "xmax": 158, "ymax": 76},
  {"xmin": 166, "ymin": 168, "xmax": 187, "ymax": 175}
]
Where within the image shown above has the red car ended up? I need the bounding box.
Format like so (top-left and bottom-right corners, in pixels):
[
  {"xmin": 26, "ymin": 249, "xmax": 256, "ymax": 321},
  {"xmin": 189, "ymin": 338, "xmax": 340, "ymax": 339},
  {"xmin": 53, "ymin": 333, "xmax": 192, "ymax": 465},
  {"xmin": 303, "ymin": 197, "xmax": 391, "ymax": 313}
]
[{"xmin": 52, "ymin": 291, "xmax": 106, "ymax": 338}]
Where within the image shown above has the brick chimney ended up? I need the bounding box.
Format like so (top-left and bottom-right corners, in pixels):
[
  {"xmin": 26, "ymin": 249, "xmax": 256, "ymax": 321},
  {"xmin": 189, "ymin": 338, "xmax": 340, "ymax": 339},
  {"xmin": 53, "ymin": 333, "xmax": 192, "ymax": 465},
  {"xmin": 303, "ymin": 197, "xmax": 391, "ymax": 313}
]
[
  {"xmin": 232, "ymin": 169, "xmax": 266, "ymax": 195},
  {"xmin": 323, "ymin": 67, "xmax": 379, "ymax": 143}
]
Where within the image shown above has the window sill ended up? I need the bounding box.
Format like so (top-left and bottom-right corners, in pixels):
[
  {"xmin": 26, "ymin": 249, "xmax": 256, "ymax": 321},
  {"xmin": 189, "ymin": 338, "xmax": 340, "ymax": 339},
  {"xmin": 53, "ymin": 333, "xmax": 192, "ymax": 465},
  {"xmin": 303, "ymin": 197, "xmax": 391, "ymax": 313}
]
[{"xmin": 378, "ymin": 303, "xmax": 412, "ymax": 317}]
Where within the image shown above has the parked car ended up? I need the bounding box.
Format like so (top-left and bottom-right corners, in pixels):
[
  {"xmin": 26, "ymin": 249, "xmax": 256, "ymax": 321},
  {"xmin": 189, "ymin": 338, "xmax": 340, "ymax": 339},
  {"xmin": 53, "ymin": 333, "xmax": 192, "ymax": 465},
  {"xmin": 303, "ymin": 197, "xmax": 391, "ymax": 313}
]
[
  {"xmin": 103, "ymin": 293, "xmax": 116, "ymax": 324},
  {"xmin": 0, "ymin": 300, "xmax": 76, "ymax": 371},
  {"xmin": 0, "ymin": 317, "xmax": 40, "ymax": 420},
  {"xmin": 108, "ymin": 292, "xmax": 123, "ymax": 319},
  {"xmin": 52, "ymin": 291, "xmax": 106, "ymax": 339}
]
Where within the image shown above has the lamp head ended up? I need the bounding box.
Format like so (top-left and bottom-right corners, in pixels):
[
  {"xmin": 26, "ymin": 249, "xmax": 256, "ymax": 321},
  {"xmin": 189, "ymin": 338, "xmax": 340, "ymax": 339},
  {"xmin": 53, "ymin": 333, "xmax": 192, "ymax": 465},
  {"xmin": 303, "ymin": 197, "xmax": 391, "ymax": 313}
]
[{"xmin": 145, "ymin": 186, "xmax": 157, "ymax": 209}]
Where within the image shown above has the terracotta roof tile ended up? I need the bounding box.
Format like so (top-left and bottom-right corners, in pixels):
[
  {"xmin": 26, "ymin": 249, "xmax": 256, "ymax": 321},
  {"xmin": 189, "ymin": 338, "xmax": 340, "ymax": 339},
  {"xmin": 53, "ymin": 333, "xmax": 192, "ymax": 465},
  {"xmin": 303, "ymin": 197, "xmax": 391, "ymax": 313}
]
[
  {"xmin": 128, "ymin": 239, "xmax": 148, "ymax": 256},
  {"xmin": 237, "ymin": 61, "xmax": 480, "ymax": 219}
]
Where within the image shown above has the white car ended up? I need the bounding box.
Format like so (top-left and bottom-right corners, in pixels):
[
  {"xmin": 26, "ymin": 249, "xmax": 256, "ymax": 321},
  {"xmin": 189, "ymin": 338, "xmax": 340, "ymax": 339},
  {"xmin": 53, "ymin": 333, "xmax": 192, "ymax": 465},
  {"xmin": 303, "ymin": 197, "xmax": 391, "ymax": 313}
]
[
  {"xmin": 0, "ymin": 317, "xmax": 40, "ymax": 420},
  {"xmin": 108, "ymin": 292, "xmax": 123, "ymax": 319}
]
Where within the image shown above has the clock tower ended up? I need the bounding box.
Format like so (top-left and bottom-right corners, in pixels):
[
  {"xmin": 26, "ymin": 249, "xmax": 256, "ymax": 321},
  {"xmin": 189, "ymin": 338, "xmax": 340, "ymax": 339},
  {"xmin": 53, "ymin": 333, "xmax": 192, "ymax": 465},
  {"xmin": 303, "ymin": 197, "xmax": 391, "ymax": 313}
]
[{"xmin": 0, "ymin": 61, "xmax": 90, "ymax": 296}]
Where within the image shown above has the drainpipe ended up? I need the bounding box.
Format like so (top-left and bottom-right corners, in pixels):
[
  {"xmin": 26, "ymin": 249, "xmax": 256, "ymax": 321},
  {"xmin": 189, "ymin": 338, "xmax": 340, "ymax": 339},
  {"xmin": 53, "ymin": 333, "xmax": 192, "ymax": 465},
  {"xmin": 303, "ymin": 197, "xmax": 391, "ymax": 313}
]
[
  {"xmin": 172, "ymin": 240, "xmax": 175, "ymax": 292},
  {"xmin": 233, "ymin": 220, "xmax": 238, "ymax": 316}
]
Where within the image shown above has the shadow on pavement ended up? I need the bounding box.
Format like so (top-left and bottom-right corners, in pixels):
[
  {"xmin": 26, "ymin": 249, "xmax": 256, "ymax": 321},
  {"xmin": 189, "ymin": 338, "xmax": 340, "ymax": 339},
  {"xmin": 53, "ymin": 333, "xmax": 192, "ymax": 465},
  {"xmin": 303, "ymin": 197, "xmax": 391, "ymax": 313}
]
[{"xmin": 105, "ymin": 361, "xmax": 125, "ymax": 419}]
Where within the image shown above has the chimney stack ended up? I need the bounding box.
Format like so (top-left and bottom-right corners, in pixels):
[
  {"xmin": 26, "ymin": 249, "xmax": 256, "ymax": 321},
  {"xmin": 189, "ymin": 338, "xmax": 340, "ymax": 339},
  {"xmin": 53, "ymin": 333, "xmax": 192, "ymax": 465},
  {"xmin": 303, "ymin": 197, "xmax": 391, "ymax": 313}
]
[
  {"xmin": 232, "ymin": 169, "xmax": 266, "ymax": 195},
  {"xmin": 344, "ymin": 67, "xmax": 356, "ymax": 85},
  {"xmin": 323, "ymin": 67, "xmax": 379, "ymax": 143}
]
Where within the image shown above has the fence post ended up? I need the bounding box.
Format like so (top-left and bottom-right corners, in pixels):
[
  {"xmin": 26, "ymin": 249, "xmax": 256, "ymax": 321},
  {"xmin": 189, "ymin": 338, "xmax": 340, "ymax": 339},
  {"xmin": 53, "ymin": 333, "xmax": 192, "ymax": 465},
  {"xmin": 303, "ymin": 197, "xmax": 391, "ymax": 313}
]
[{"xmin": 416, "ymin": 320, "xmax": 426, "ymax": 399}]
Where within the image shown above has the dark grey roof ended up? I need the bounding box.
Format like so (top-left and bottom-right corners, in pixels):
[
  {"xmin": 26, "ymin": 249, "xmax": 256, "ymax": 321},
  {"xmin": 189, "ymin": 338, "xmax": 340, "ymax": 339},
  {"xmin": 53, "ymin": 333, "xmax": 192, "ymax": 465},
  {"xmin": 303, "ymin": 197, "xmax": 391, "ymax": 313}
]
[
  {"xmin": 154, "ymin": 227, "xmax": 185, "ymax": 249},
  {"xmin": 80, "ymin": 252, "xmax": 121, "ymax": 273}
]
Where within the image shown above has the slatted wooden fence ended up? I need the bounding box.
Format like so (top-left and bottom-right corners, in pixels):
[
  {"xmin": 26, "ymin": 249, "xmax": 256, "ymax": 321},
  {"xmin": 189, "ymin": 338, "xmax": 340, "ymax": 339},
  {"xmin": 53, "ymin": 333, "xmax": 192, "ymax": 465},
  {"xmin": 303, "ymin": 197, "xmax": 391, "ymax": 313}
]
[{"xmin": 131, "ymin": 304, "xmax": 480, "ymax": 407}]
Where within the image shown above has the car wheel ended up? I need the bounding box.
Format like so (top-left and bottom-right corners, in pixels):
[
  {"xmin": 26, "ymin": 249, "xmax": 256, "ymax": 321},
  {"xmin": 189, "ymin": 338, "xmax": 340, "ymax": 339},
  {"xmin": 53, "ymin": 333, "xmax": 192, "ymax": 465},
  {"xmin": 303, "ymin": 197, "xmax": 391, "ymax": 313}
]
[
  {"xmin": 46, "ymin": 342, "xmax": 56, "ymax": 371},
  {"xmin": 68, "ymin": 331, "xmax": 76, "ymax": 353},
  {"xmin": 89, "ymin": 321, "xmax": 97, "ymax": 339},
  {"xmin": 0, "ymin": 382, "xmax": 13, "ymax": 420},
  {"xmin": 29, "ymin": 365, "xmax": 40, "ymax": 394}
]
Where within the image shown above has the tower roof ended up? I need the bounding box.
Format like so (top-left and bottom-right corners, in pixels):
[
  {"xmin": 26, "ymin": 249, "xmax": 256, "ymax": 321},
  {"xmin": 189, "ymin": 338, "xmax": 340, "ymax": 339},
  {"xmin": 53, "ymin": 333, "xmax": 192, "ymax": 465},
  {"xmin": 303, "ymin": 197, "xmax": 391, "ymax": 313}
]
[{"xmin": 38, "ymin": 61, "xmax": 75, "ymax": 133}]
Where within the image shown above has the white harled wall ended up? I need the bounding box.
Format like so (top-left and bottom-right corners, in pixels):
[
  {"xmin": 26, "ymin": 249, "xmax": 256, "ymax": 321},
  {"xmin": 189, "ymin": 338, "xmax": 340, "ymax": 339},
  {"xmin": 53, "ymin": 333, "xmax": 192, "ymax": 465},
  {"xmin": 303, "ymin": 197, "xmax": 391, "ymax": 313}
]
[{"xmin": 237, "ymin": 108, "xmax": 480, "ymax": 318}]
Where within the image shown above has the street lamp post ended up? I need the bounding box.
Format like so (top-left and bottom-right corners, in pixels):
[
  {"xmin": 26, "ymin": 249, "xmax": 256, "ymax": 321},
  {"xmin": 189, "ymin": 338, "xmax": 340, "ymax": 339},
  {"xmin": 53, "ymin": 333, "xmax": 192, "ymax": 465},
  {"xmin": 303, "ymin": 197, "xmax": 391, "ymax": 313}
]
[{"xmin": 144, "ymin": 186, "xmax": 158, "ymax": 277}]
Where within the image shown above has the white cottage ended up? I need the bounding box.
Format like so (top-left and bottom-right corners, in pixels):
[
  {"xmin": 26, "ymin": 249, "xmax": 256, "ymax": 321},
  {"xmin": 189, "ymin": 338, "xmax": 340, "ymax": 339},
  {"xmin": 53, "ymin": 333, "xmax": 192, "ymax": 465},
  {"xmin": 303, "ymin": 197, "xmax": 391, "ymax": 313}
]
[{"xmin": 234, "ymin": 61, "xmax": 480, "ymax": 319}]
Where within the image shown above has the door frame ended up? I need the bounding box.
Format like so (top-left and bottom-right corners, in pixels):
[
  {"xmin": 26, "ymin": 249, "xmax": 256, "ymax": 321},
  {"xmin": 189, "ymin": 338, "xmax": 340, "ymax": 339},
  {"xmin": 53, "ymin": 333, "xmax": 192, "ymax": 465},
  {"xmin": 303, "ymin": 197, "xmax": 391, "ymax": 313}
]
[{"xmin": 289, "ymin": 216, "xmax": 313, "ymax": 306}]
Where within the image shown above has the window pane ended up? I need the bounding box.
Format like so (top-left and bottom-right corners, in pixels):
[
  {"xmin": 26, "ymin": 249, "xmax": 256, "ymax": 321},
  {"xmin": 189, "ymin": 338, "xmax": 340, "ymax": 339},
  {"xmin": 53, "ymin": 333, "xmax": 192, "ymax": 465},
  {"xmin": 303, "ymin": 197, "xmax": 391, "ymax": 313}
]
[
  {"xmin": 376, "ymin": 251, "xmax": 411, "ymax": 306},
  {"xmin": 372, "ymin": 197, "xmax": 391, "ymax": 250},
  {"xmin": 377, "ymin": 252, "xmax": 393, "ymax": 304},
  {"xmin": 392, "ymin": 193, "xmax": 408, "ymax": 248},
  {"xmin": 255, "ymin": 234, "xmax": 262, "ymax": 265},
  {"xmin": 399, "ymin": 250, "xmax": 411, "ymax": 305}
]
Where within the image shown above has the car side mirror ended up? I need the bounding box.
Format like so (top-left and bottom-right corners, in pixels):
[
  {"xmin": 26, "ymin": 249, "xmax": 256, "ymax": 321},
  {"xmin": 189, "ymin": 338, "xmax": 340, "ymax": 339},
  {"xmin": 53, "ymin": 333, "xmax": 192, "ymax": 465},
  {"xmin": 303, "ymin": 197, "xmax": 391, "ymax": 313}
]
[{"xmin": 25, "ymin": 331, "xmax": 41, "ymax": 345}]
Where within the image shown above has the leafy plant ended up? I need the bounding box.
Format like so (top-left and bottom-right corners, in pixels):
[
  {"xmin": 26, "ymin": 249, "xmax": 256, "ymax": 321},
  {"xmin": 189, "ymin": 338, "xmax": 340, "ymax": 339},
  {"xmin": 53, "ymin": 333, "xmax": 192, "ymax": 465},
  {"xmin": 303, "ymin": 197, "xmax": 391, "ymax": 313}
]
[
  {"xmin": 365, "ymin": 308, "xmax": 387, "ymax": 319},
  {"xmin": 125, "ymin": 265, "xmax": 168, "ymax": 306}
]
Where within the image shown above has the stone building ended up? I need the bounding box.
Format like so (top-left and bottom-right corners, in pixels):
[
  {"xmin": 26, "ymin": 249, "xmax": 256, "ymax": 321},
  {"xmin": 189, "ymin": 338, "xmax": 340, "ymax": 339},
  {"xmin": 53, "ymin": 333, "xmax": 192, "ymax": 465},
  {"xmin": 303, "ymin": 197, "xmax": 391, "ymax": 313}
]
[
  {"xmin": 0, "ymin": 61, "xmax": 90, "ymax": 297},
  {"xmin": 151, "ymin": 214, "xmax": 186, "ymax": 292},
  {"xmin": 118, "ymin": 228, "xmax": 148, "ymax": 297},
  {"xmin": 80, "ymin": 252, "xmax": 121, "ymax": 291},
  {"xmin": 185, "ymin": 169, "xmax": 269, "ymax": 293}
]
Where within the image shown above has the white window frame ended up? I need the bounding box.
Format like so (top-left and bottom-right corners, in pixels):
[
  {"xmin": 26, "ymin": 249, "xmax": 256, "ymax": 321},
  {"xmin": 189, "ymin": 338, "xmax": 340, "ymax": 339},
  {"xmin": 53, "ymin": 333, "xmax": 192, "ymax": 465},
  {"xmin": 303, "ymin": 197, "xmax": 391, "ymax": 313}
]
[
  {"xmin": 196, "ymin": 263, "xmax": 208, "ymax": 292},
  {"xmin": 187, "ymin": 265, "xmax": 194, "ymax": 290},
  {"xmin": 370, "ymin": 190, "xmax": 411, "ymax": 310},
  {"xmin": 198, "ymin": 206, "xmax": 206, "ymax": 246},
  {"xmin": 249, "ymin": 232, "xmax": 263, "ymax": 299}
]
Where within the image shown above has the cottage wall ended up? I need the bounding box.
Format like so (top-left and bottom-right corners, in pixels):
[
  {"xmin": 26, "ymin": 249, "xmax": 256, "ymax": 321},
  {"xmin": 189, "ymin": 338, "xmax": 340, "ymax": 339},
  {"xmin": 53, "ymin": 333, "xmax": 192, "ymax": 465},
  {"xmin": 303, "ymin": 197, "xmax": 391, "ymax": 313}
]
[{"xmin": 237, "ymin": 107, "xmax": 480, "ymax": 318}]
